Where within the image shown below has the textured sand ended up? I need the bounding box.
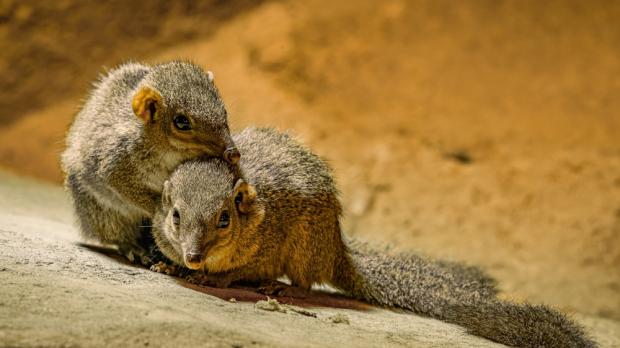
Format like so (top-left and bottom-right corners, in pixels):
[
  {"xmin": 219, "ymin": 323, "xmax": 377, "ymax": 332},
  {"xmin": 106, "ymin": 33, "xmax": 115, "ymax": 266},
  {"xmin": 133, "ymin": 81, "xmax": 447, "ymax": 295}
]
[
  {"xmin": 1, "ymin": 172, "xmax": 619, "ymax": 347},
  {"xmin": 0, "ymin": 172, "xmax": 501, "ymax": 347}
]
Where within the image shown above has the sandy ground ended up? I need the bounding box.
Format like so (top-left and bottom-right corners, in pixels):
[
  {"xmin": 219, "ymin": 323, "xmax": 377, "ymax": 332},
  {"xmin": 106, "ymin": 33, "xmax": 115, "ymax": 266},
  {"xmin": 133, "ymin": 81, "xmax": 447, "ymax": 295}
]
[
  {"xmin": 1, "ymin": 172, "xmax": 619, "ymax": 347},
  {"xmin": 0, "ymin": 172, "xmax": 511, "ymax": 347},
  {"xmin": 1, "ymin": 0, "xmax": 620, "ymax": 346}
]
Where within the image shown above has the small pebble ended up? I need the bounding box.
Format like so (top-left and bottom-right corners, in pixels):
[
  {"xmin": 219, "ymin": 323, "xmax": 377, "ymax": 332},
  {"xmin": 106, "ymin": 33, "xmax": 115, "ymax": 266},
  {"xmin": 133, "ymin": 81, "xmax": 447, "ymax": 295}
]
[
  {"xmin": 255, "ymin": 298, "xmax": 286, "ymax": 313},
  {"xmin": 287, "ymin": 306, "xmax": 317, "ymax": 318},
  {"xmin": 326, "ymin": 313, "xmax": 350, "ymax": 324}
]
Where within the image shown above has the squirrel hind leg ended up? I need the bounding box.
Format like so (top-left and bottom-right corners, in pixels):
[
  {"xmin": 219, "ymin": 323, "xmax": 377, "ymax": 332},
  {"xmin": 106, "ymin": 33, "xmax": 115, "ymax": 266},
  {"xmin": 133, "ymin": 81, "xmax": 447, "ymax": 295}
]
[
  {"xmin": 68, "ymin": 180, "xmax": 159, "ymax": 267},
  {"xmin": 66, "ymin": 176, "xmax": 102, "ymax": 241}
]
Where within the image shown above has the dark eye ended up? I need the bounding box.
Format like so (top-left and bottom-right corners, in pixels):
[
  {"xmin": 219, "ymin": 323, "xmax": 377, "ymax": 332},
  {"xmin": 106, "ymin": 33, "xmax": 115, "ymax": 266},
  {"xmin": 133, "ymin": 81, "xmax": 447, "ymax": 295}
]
[
  {"xmin": 217, "ymin": 210, "xmax": 230, "ymax": 228},
  {"xmin": 172, "ymin": 208, "xmax": 180, "ymax": 225},
  {"xmin": 173, "ymin": 114, "xmax": 192, "ymax": 131}
]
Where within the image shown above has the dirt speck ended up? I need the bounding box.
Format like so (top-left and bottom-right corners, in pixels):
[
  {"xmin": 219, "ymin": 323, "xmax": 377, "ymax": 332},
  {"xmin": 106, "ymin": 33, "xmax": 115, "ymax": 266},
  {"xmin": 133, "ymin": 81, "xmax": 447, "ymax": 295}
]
[{"xmin": 326, "ymin": 313, "xmax": 350, "ymax": 325}]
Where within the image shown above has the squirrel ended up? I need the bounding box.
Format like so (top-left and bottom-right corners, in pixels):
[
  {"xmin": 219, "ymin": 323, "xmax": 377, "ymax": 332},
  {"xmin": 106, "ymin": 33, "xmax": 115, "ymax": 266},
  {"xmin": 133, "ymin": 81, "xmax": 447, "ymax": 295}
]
[
  {"xmin": 151, "ymin": 127, "xmax": 596, "ymax": 348},
  {"xmin": 61, "ymin": 60, "xmax": 240, "ymax": 265}
]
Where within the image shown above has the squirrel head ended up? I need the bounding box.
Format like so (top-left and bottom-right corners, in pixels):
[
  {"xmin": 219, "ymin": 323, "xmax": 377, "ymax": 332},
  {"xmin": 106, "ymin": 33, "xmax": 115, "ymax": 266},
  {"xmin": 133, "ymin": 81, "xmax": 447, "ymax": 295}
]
[
  {"xmin": 131, "ymin": 61, "xmax": 240, "ymax": 166},
  {"xmin": 153, "ymin": 158, "xmax": 263, "ymax": 271}
]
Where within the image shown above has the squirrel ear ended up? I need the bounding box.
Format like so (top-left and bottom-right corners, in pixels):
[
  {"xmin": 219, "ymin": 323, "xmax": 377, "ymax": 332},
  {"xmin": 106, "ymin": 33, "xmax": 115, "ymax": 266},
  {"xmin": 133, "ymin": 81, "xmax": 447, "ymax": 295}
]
[
  {"xmin": 207, "ymin": 71, "xmax": 214, "ymax": 83},
  {"xmin": 232, "ymin": 178, "xmax": 256, "ymax": 214},
  {"xmin": 132, "ymin": 86, "xmax": 162, "ymax": 123},
  {"xmin": 162, "ymin": 180, "xmax": 172, "ymax": 206}
]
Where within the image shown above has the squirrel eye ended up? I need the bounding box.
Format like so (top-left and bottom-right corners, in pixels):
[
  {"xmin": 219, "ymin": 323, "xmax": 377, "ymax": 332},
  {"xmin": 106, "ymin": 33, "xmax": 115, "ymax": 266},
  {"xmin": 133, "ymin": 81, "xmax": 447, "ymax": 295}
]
[
  {"xmin": 217, "ymin": 210, "xmax": 230, "ymax": 228},
  {"xmin": 172, "ymin": 208, "xmax": 180, "ymax": 225},
  {"xmin": 173, "ymin": 114, "xmax": 192, "ymax": 131}
]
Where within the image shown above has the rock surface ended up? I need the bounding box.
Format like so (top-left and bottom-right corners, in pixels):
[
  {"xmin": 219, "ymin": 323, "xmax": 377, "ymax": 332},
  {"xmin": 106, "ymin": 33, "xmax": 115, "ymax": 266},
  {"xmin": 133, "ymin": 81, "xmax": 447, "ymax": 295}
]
[{"xmin": 1, "ymin": 171, "xmax": 619, "ymax": 347}]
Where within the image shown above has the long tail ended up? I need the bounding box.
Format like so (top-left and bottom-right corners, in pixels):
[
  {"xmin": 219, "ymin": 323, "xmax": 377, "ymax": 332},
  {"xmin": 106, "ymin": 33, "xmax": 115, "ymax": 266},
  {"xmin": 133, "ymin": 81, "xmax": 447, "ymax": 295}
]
[
  {"xmin": 443, "ymin": 301, "xmax": 597, "ymax": 348},
  {"xmin": 332, "ymin": 240, "xmax": 597, "ymax": 348}
]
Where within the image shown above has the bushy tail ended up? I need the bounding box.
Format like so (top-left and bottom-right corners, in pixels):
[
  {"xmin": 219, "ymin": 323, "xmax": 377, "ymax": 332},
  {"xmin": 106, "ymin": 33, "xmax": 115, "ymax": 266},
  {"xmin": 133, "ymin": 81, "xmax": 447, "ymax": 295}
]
[
  {"xmin": 443, "ymin": 301, "xmax": 596, "ymax": 348},
  {"xmin": 332, "ymin": 240, "xmax": 596, "ymax": 348}
]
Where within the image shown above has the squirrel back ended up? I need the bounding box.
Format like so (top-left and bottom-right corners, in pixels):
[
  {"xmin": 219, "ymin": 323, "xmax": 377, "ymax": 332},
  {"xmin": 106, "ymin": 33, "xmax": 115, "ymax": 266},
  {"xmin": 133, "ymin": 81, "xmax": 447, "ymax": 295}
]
[{"xmin": 152, "ymin": 127, "xmax": 596, "ymax": 348}]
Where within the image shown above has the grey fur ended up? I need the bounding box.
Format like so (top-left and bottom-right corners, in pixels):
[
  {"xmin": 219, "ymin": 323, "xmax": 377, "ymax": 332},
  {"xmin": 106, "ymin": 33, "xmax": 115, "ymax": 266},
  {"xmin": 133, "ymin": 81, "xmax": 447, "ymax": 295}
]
[
  {"xmin": 61, "ymin": 60, "xmax": 236, "ymax": 264},
  {"xmin": 347, "ymin": 244, "xmax": 597, "ymax": 347}
]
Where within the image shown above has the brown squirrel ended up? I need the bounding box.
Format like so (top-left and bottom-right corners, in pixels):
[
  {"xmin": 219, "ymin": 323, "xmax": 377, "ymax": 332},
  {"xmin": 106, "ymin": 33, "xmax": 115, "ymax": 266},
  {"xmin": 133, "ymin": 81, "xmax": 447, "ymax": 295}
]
[
  {"xmin": 61, "ymin": 60, "xmax": 240, "ymax": 265},
  {"xmin": 151, "ymin": 127, "xmax": 596, "ymax": 348}
]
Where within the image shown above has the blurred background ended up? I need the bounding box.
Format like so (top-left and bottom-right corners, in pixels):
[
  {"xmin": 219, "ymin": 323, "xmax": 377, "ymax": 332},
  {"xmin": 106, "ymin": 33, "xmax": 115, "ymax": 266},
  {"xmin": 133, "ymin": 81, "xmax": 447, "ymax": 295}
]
[{"xmin": 0, "ymin": 0, "xmax": 618, "ymax": 320}]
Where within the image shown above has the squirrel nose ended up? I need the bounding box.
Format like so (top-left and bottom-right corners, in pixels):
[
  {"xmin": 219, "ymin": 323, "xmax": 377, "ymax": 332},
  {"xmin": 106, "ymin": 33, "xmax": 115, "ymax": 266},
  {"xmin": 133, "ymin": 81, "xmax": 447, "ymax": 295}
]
[
  {"xmin": 184, "ymin": 252, "xmax": 203, "ymax": 269},
  {"xmin": 224, "ymin": 147, "xmax": 240, "ymax": 166}
]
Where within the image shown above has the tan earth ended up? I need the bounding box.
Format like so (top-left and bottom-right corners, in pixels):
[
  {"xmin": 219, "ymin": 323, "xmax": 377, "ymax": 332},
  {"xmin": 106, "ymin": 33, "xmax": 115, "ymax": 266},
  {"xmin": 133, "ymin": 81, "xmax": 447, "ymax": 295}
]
[{"xmin": 1, "ymin": 1, "xmax": 619, "ymax": 346}]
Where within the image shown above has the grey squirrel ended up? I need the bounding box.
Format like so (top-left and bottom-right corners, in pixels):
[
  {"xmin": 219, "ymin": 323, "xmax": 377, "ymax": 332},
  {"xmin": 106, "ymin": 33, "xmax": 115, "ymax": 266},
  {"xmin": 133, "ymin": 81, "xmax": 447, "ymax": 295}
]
[{"xmin": 61, "ymin": 60, "xmax": 240, "ymax": 265}]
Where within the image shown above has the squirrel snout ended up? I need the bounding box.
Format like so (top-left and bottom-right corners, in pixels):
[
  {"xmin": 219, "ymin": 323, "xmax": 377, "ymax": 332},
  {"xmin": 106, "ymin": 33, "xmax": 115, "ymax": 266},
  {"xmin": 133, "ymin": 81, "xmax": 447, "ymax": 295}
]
[{"xmin": 184, "ymin": 252, "xmax": 203, "ymax": 270}]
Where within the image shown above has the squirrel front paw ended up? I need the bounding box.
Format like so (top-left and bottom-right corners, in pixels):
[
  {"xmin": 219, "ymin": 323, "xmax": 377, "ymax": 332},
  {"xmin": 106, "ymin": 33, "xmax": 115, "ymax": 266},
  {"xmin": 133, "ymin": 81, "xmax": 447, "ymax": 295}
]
[
  {"xmin": 120, "ymin": 246, "xmax": 153, "ymax": 267},
  {"xmin": 149, "ymin": 261, "xmax": 179, "ymax": 275}
]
